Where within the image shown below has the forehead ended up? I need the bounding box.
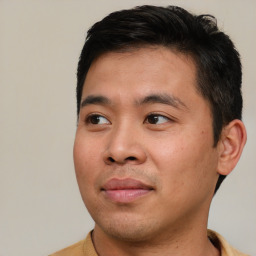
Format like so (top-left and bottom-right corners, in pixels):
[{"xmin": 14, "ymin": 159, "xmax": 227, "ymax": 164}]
[{"xmin": 83, "ymin": 47, "xmax": 198, "ymax": 97}]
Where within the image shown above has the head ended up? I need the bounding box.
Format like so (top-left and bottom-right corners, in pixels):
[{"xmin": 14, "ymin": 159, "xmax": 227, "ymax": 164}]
[
  {"xmin": 73, "ymin": 5, "xmax": 246, "ymax": 244},
  {"xmin": 76, "ymin": 5, "xmax": 243, "ymax": 194}
]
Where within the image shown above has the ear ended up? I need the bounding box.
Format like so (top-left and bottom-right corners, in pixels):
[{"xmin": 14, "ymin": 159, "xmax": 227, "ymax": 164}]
[{"xmin": 217, "ymin": 119, "xmax": 247, "ymax": 176}]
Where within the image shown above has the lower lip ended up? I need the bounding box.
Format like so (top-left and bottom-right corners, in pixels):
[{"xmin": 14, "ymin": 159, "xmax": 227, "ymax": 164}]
[{"xmin": 103, "ymin": 189, "xmax": 152, "ymax": 203}]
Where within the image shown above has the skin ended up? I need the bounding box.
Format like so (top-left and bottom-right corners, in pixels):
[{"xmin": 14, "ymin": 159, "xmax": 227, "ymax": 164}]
[{"xmin": 73, "ymin": 47, "xmax": 246, "ymax": 256}]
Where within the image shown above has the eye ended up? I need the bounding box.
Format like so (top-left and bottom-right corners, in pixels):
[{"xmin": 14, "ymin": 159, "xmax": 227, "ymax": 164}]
[
  {"xmin": 86, "ymin": 114, "xmax": 110, "ymax": 125},
  {"xmin": 145, "ymin": 114, "xmax": 170, "ymax": 124}
]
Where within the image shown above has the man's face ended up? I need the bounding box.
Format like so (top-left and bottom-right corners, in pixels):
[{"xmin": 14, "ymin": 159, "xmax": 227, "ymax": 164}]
[{"xmin": 74, "ymin": 47, "xmax": 220, "ymax": 242}]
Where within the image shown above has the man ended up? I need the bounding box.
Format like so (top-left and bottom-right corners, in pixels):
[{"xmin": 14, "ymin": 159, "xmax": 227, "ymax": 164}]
[{"xmin": 51, "ymin": 5, "xmax": 247, "ymax": 256}]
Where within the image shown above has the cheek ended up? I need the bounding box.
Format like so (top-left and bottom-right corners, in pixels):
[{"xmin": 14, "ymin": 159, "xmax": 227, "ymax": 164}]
[
  {"xmin": 149, "ymin": 132, "xmax": 217, "ymax": 191},
  {"xmin": 73, "ymin": 133, "xmax": 100, "ymax": 184},
  {"xmin": 73, "ymin": 134, "xmax": 102, "ymax": 210}
]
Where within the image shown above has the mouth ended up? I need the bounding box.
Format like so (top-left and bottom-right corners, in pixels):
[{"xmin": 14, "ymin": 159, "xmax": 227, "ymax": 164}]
[{"xmin": 101, "ymin": 178, "xmax": 154, "ymax": 203}]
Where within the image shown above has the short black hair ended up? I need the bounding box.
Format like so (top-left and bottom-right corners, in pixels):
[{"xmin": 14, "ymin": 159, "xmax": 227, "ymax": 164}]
[{"xmin": 76, "ymin": 5, "xmax": 243, "ymax": 193}]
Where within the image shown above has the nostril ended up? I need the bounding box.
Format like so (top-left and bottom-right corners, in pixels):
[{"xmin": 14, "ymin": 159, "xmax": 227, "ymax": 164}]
[
  {"xmin": 108, "ymin": 157, "xmax": 115, "ymax": 162},
  {"xmin": 126, "ymin": 156, "xmax": 136, "ymax": 161}
]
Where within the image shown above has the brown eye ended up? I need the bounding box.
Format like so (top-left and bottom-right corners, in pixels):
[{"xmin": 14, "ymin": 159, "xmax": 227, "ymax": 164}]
[
  {"xmin": 146, "ymin": 114, "xmax": 169, "ymax": 124},
  {"xmin": 86, "ymin": 115, "xmax": 109, "ymax": 125}
]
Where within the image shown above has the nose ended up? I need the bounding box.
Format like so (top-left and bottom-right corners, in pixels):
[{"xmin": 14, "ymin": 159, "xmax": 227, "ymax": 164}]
[{"xmin": 103, "ymin": 124, "xmax": 147, "ymax": 165}]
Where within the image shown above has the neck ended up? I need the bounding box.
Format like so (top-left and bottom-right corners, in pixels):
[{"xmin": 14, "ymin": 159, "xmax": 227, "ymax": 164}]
[{"xmin": 92, "ymin": 225, "xmax": 220, "ymax": 256}]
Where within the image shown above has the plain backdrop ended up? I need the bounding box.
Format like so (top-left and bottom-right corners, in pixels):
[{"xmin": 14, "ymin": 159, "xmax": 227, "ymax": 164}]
[{"xmin": 0, "ymin": 0, "xmax": 255, "ymax": 255}]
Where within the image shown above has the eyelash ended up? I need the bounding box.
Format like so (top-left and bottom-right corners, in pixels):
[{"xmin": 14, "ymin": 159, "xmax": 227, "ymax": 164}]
[
  {"xmin": 85, "ymin": 114, "xmax": 110, "ymax": 125},
  {"xmin": 85, "ymin": 113, "xmax": 173, "ymax": 126},
  {"xmin": 144, "ymin": 113, "xmax": 172, "ymax": 125}
]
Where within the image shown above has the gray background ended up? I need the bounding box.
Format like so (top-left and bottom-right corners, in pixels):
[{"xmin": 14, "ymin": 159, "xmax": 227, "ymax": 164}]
[{"xmin": 0, "ymin": 0, "xmax": 255, "ymax": 255}]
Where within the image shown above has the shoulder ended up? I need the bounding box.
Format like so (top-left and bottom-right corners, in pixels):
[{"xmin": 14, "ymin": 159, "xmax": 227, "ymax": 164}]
[
  {"xmin": 49, "ymin": 239, "xmax": 85, "ymax": 256},
  {"xmin": 207, "ymin": 230, "xmax": 250, "ymax": 256},
  {"xmin": 49, "ymin": 232, "xmax": 97, "ymax": 256}
]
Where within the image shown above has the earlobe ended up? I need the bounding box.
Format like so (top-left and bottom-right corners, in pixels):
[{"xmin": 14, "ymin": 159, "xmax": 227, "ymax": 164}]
[{"xmin": 217, "ymin": 119, "xmax": 247, "ymax": 176}]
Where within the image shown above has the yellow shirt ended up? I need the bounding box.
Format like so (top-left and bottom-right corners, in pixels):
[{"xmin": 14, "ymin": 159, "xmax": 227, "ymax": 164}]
[{"xmin": 49, "ymin": 230, "xmax": 249, "ymax": 256}]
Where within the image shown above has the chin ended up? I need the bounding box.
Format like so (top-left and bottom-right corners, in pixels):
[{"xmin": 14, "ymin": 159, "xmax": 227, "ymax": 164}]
[{"xmin": 95, "ymin": 212, "xmax": 161, "ymax": 243}]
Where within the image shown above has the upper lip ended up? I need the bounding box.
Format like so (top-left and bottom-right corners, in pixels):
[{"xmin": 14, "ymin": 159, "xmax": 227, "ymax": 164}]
[{"xmin": 102, "ymin": 178, "xmax": 154, "ymax": 191}]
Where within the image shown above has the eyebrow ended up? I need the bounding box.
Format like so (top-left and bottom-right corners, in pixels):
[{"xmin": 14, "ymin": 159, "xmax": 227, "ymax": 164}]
[
  {"xmin": 137, "ymin": 93, "xmax": 188, "ymax": 109},
  {"xmin": 80, "ymin": 93, "xmax": 187, "ymax": 110},
  {"xmin": 81, "ymin": 95, "xmax": 111, "ymax": 108}
]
